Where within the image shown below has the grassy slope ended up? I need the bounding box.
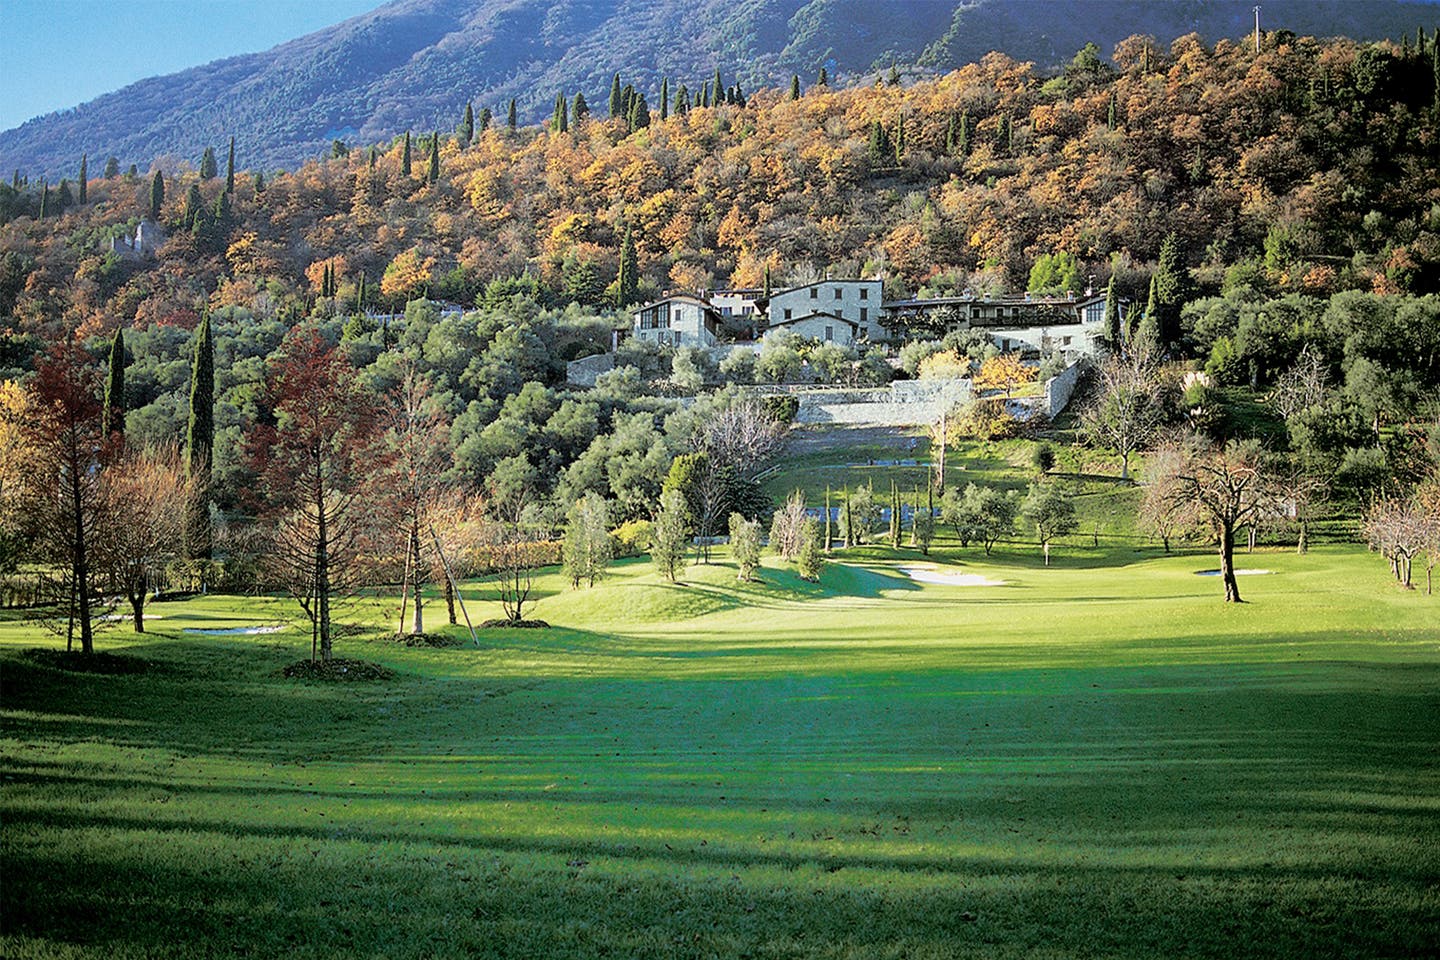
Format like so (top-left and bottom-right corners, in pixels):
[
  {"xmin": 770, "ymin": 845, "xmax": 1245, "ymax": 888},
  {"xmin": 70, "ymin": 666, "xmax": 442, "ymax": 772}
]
[{"xmin": 2, "ymin": 544, "xmax": 1438, "ymax": 959}]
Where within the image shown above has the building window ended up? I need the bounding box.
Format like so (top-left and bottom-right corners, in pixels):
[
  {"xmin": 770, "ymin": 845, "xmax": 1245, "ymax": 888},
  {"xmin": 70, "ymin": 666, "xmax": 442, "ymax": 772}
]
[
  {"xmin": 809, "ymin": 287, "xmax": 818, "ymax": 299},
  {"xmin": 784, "ymin": 308, "xmax": 793, "ymax": 320},
  {"xmin": 833, "ymin": 287, "xmax": 842, "ymax": 299},
  {"xmin": 1062, "ymin": 336, "xmax": 1072, "ymax": 346},
  {"xmin": 860, "ymin": 307, "xmax": 868, "ymax": 322},
  {"xmin": 824, "ymin": 326, "xmax": 834, "ymax": 341},
  {"xmin": 836, "ymin": 309, "xmax": 844, "ymax": 320},
  {"xmin": 860, "ymin": 288, "xmax": 869, "ymax": 300}
]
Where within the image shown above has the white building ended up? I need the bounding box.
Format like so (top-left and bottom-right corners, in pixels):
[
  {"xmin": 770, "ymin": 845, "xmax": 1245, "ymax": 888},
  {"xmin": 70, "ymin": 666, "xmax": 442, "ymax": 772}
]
[
  {"xmin": 765, "ymin": 310, "xmax": 863, "ymax": 347},
  {"xmin": 763, "ymin": 279, "xmax": 885, "ymax": 341},
  {"xmin": 631, "ymin": 295, "xmax": 720, "ymax": 347}
]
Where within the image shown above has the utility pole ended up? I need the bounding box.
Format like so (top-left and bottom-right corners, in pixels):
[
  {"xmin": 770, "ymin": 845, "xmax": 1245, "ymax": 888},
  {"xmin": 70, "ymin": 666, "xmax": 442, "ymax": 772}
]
[{"xmin": 1253, "ymin": 6, "xmax": 1261, "ymax": 54}]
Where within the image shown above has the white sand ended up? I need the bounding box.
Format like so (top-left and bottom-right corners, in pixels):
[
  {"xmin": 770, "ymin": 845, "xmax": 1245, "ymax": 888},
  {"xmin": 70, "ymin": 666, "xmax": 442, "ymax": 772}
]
[
  {"xmin": 1195, "ymin": 569, "xmax": 1273, "ymax": 576},
  {"xmin": 899, "ymin": 565, "xmax": 1006, "ymax": 587},
  {"xmin": 183, "ymin": 625, "xmax": 286, "ymax": 635}
]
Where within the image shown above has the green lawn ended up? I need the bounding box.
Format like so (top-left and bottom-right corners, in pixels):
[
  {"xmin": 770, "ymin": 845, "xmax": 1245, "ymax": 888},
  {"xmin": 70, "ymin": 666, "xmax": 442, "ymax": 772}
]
[{"xmin": 2, "ymin": 545, "xmax": 1437, "ymax": 958}]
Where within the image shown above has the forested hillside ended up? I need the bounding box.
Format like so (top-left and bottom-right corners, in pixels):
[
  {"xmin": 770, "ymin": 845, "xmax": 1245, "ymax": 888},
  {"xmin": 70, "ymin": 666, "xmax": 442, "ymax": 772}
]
[
  {"xmin": 3, "ymin": 28, "xmax": 1438, "ymax": 344},
  {"xmin": 1, "ymin": 0, "xmax": 1435, "ymax": 175}
]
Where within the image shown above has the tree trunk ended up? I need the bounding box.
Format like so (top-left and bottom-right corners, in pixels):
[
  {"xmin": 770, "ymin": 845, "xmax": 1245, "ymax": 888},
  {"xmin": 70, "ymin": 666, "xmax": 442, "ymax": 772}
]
[
  {"xmin": 1220, "ymin": 523, "xmax": 1242, "ymax": 603},
  {"xmin": 1120, "ymin": 448, "xmax": 1130, "ymax": 480},
  {"xmin": 130, "ymin": 594, "xmax": 145, "ymax": 633},
  {"xmin": 444, "ymin": 576, "xmax": 457, "ymax": 624},
  {"xmin": 410, "ymin": 524, "xmax": 423, "ymax": 635},
  {"xmin": 1297, "ymin": 520, "xmax": 1307, "ymax": 555},
  {"xmin": 316, "ymin": 485, "xmax": 331, "ymax": 662},
  {"xmin": 1161, "ymin": 533, "xmax": 1171, "ymax": 553},
  {"xmin": 1042, "ymin": 539, "xmax": 1050, "ymax": 566}
]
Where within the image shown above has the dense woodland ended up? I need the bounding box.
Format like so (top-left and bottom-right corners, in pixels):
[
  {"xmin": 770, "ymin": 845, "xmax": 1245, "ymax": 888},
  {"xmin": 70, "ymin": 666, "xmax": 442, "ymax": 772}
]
[{"xmin": 1, "ymin": 31, "xmax": 1439, "ymax": 652}]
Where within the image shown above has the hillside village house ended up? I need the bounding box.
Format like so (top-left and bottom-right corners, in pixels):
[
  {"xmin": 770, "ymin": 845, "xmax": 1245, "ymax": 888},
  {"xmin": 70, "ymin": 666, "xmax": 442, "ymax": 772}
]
[
  {"xmin": 631, "ymin": 295, "xmax": 721, "ymax": 347},
  {"xmin": 764, "ymin": 309, "xmax": 863, "ymax": 346},
  {"xmin": 761, "ymin": 279, "xmax": 886, "ymax": 341},
  {"xmin": 883, "ymin": 291, "xmax": 1128, "ymax": 358}
]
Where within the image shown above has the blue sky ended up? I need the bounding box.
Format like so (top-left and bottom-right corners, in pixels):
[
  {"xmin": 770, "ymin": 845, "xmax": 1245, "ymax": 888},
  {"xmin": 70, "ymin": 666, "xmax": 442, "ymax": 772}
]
[{"xmin": 0, "ymin": 0, "xmax": 382, "ymax": 131}]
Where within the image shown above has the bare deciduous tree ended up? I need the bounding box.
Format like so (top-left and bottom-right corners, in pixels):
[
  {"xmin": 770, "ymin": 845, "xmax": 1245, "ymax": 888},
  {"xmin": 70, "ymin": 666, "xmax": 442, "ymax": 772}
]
[
  {"xmin": 98, "ymin": 444, "xmax": 195, "ymax": 632},
  {"xmin": 1270, "ymin": 345, "xmax": 1330, "ymax": 421},
  {"xmin": 768, "ymin": 490, "xmax": 808, "ymax": 560},
  {"xmin": 1145, "ymin": 437, "xmax": 1283, "ymax": 602},
  {"xmin": 1081, "ymin": 343, "xmax": 1166, "ymax": 480}
]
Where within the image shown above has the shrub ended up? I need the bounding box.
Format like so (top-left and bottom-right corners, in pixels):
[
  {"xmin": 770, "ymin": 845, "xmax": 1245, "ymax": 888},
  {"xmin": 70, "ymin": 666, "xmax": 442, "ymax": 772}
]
[
  {"xmin": 760, "ymin": 394, "xmax": 799, "ymax": 424},
  {"xmin": 796, "ymin": 517, "xmax": 825, "ymax": 581},
  {"xmin": 611, "ymin": 519, "xmax": 654, "ymax": 557},
  {"xmin": 729, "ymin": 513, "xmax": 762, "ymax": 580}
]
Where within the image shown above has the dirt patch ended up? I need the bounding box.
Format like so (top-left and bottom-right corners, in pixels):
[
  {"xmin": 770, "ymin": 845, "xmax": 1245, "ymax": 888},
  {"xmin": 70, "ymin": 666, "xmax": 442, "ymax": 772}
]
[
  {"xmin": 395, "ymin": 632, "xmax": 466, "ymax": 648},
  {"xmin": 281, "ymin": 658, "xmax": 394, "ymax": 681},
  {"xmin": 19, "ymin": 648, "xmax": 154, "ymax": 674},
  {"xmin": 479, "ymin": 618, "xmax": 551, "ymax": 629},
  {"xmin": 787, "ymin": 424, "xmax": 923, "ymax": 453}
]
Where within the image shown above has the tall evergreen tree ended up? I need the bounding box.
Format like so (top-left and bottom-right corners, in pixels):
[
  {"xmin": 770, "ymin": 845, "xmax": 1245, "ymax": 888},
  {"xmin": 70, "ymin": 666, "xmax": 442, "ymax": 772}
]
[
  {"xmin": 573, "ymin": 91, "xmax": 589, "ymax": 124},
  {"xmin": 615, "ymin": 225, "xmax": 639, "ymax": 307},
  {"xmin": 1102, "ymin": 274, "xmax": 1122, "ymax": 350},
  {"xmin": 609, "ymin": 73, "xmax": 623, "ymax": 117},
  {"xmin": 958, "ymin": 110, "xmax": 970, "ymax": 154},
  {"xmin": 1135, "ymin": 275, "xmax": 1159, "ymax": 347},
  {"xmin": 356, "ymin": 272, "xmax": 367, "ymax": 314},
  {"xmin": 479, "ymin": 106, "xmax": 492, "ymax": 131},
  {"xmin": 887, "ymin": 64, "xmax": 901, "ymax": 86},
  {"xmin": 506, "ymin": 99, "xmax": 517, "ymax": 130},
  {"xmin": 628, "ymin": 94, "xmax": 650, "ymax": 130},
  {"xmin": 713, "ymin": 67, "xmax": 723, "ymax": 103},
  {"xmin": 102, "ymin": 328, "xmax": 125, "ymax": 440},
  {"xmin": 103, "ymin": 156, "xmax": 120, "ymax": 179},
  {"xmin": 867, "ymin": 120, "xmax": 892, "ymax": 166},
  {"xmin": 402, "ymin": 131, "xmax": 412, "ymax": 177},
  {"xmin": 199, "ymin": 146, "xmax": 217, "ymax": 180},
  {"xmin": 733, "ymin": 81, "xmax": 745, "ymax": 106},
  {"xmin": 186, "ymin": 312, "xmax": 214, "ymax": 560},
  {"xmin": 659, "ymin": 78, "xmax": 669, "ymax": 121},
  {"xmin": 817, "ymin": 67, "xmax": 828, "ymax": 86},
  {"xmin": 225, "ymin": 137, "xmax": 236, "ymax": 192},
  {"xmin": 701, "ymin": 82, "xmax": 711, "ymax": 108},
  {"xmin": 39, "ymin": 181, "xmax": 48, "ymax": 221},
  {"xmin": 78, "ymin": 154, "xmax": 87, "ymax": 204},
  {"xmin": 460, "ymin": 102, "xmax": 475, "ymax": 148},
  {"xmin": 553, "ymin": 91, "xmax": 567, "ymax": 131},
  {"xmin": 253, "ymin": 170, "xmax": 264, "ymax": 193},
  {"xmin": 427, "ymin": 131, "xmax": 440, "ymax": 183},
  {"xmin": 183, "ymin": 183, "xmax": 203, "ymax": 231},
  {"xmin": 893, "ymin": 111, "xmax": 906, "ymax": 163},
  {"xmin": 56, "ymin": 180, "xmax": 73, "ymax": 213},
  {"xmin": 1107, "ymin": 89, "xmax": 1119, "ymax": 130},
  {"xmin": 149, "ymin": 171, "xmax": 164, "ymax": 220},
  {"xmin": 1151, "ymin": 232, "xmax": 1189, "ymax": 348},
  {"xmin": 676, "ymin": 84, "xmax": 689, "ymax": 115},
  {"xmin": 791, "ymin": 74, "xmax": 801, "ymax": 99}
]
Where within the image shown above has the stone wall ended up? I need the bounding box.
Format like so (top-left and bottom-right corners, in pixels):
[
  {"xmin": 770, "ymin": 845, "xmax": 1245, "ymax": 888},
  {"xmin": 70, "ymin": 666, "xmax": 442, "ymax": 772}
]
[
  {"xmin": 1043, "ymin": 359, "xmax": 1088, "ymax": 417},
  {"xmin": 765, "ymin": 378, "xmax": 971, "ymax": 426},
  {"xmin": 566, "ymin": 352, "xmax": 615, "ymax": 387}
]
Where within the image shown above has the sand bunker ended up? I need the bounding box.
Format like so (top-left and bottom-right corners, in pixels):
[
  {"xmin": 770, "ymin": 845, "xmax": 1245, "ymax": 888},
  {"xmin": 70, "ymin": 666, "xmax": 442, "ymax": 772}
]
[
  {"xmin": 183, "ymin": 625, "xmax": 286, "ymax": 636},
  {"xmin": 1195, "ymin": 569, "xmax": 1273, "ymax": 577},
  {"xmin": 899, "ymin": 565, "xmax": 1006, "ymax": 587}
]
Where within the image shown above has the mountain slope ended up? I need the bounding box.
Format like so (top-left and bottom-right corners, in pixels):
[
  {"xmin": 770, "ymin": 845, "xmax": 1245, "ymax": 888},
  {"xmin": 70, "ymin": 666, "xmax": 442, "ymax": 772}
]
[{"xmin": 2, "ymin": 0, "xmax": 1435, "ymax": 177}]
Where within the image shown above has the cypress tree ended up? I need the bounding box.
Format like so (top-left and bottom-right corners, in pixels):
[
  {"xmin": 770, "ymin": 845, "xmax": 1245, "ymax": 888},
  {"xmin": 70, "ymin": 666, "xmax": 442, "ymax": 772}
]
[
  {"xmin": 1433, "ymin": 29, "xmax": 1440, "ymax": 105},
  {"xmin": 763, "ymin": 265, "xmax": 772, "ymax": 300},
  {"xmin": 1108, "ymin": 89, "xmax": 1118, "ymax": 130},
  {"xmin": 817, "ymin": 67, "xmax": 828, "ymax": 87},
  {"xmin": 39, "ymin": 181, "xmax": 48, "ymax": 220},
  {"xmin": 213, "ymin": 190, "xmax": 228, "ymax": 227},
  {"xmin": 402, "ymin": 131, "xmax": 412, "ymax": 176},
  {"xmin": 676, "ymin": 85, "xmax": 689, "ymax": 114},
  {"xmin": 573, "ymin": 91, "xmax": 589, "ymax": 124},
  {"xmin": 183, "ymin": 183, "xmax": 203, "ymax": 230},
  {"xmin": 102, "ymin": 328, "xmax": 125, "ymax": 440},
  {"xmin": 791, "ymin": 74, "xmax": 801, "ymax": 99},
  {"xmin": 1152, "ymin": 232, "xmax": 1189, "ymax": 348},
  {"xmin": 127, "ymin": 164, "xmax": 138, "ymax": 178},
  {"xmin": 12, "ymin": 170, "xmax": 19, "ymax": 190},
  {"xmin": 78, "ymin": 154, "xmax": 87, "ymax": 204},
  {"xmin": 733, "ymin": 81, "xmax": 745, "ymax": 106},
  {"xmin": 479, "ymin": 106, "xmax": 492, "ymax": 131},
  {"xmin": 460, "ymin": 102, "xmax": 475, "ymax": 148},
  {"xmin": 507, "ymin": 99, "xmax": 517, "ymax": 130},
  {"xmin": 842, "ymin": 487, "xmax": 853, "ymax": 548},
  {"xmin": 713, "ymin": 67, "xmax": 723, "ymax": 103},
  {"xmin": 887, "ymin": 64, "xmax": 901, "ymax": 86},
  {"xmin": 958, "ymin": 110, "xmax": 970, "ymax": 154},
  {"xmin": 356, "ymin": 272, "xmax": 367, "ymax": 314},
  {"xmin": 149, "ymin": 171, "xmax": 164, "ymax": 219},
  {"xmin": 890, "ymin": 480, "xmax": 901, "ymax": 548},
  {"xmin": 253, "ymin": 170, "xmax": 265, "ymax": 193},
  {"xmin": 56, "ymin": 180, "xmax": 73, "ymax": 213},
  {"xmin": 867, "ymin": 120, "xmax": 891, "ymax": 166},
  {"xmin": 199, "ymin": 146, "xmax": 217, "ymax": 180},
  {"xmin": 893, "ymin": 111, "xmax": 905, "ymax": 163},
  {"xmin": 1102, "ymin": 274, "xmax": 1122, "ymax": 350},
  {"xmin": 104, "ymin": 156, "xmax": 119, "ymax": 179},
  {"xmin": 609, "ymin": 73, "xmax": 623, "ymax": 117},
  {"xmin": 368, "ymin": 146, "xmax": 377, "ymax": 169},
  {"xmin": 628, "ymin": 94, "xmax": 650, "ymax": 130},
  {"xmin": 824, "ymin": 487, "xmax": 833, "ymax": 553},
  {"xmin": 186, "ymin": 311, "xmax": 214, "ymax": 560},
  {"xmin": 225, "ymin": 137, "xmax": 235, "ymax": 192},
  {"xmin": 1135, "ymin": 275, "xmax": 1159, "ymax": 347},
  {"xmin": 427, "ymin": 131, "xmax": 440, "ymax": 183},
  {"xmin": 659, "ymin": 78, "xmax": 669, "ymax": 120},
  {"xmin": 945, "ymin": 113, "xmax": 956, "ymax": 154},
  {"xmin": 616, "ymin": 225, "xmax": 639, "ymax": 307},
  {"xmin": 553, "ymin": 92, "xmax": 567, "ymax": 132}
]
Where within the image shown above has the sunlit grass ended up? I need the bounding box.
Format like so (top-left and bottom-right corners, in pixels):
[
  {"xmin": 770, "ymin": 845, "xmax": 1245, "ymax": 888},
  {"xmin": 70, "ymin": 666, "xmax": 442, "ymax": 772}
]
[{"xmin": 2, "ymin": 544, "xmax": 1437, "ymax": 958}]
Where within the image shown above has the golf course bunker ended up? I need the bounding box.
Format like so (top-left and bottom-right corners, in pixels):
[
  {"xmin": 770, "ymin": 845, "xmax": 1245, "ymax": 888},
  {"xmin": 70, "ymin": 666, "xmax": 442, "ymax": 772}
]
[
  {"xmin": 1195, "ymin": 569, "xmax": 1274, "ymax": 576},
  {"xmin": 899, "ymin": 565, "xmax": 1006, "ymax": 587},
  {"xmin": 183, "ymin": 625, "xmax": 286, "ymax": 636}
]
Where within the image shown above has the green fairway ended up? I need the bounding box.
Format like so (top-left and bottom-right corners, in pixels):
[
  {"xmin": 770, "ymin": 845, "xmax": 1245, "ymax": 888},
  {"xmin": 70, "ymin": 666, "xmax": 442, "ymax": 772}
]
[{"xmin": 2, "ymin": 545, "xmax": 1438, "ymax": 958}]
